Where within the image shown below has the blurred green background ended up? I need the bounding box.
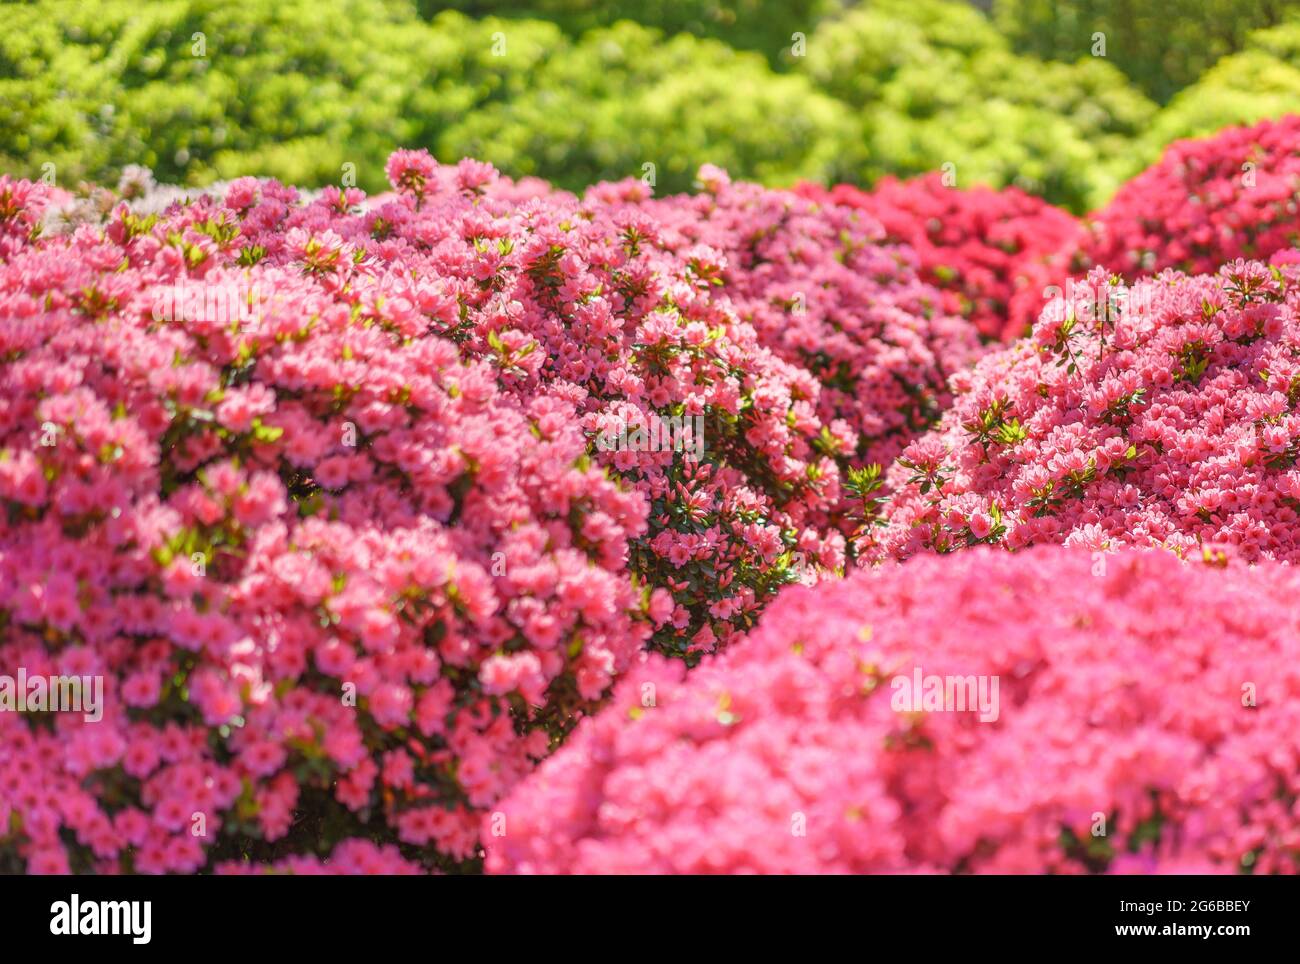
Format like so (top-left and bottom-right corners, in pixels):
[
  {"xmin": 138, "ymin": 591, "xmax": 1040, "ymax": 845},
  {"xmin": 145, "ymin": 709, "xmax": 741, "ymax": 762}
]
[{"xmin": 2, "ymin": 0, "xmax": 1297, "ymax": 212}]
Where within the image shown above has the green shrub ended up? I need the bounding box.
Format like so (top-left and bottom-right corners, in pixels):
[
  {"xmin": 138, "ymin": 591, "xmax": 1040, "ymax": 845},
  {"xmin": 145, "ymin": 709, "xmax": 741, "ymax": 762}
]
[
  {"xmin": 0, "ymin": 1, "xmax": 853, "ymax": 195},
  {"xmin": 0, "ymin": 0, "xmax": 1285, "ymax": 211},
  {"xmin": 991, "ymin": 0, "xmax": 1288, "ymax": 103},
  {"xmin": 1139, "ymin": 20, "xmax": 1300, "ymax": 170},
  {"xmin": 0, "ymin": 0, "xmax": 432, "ymax": 190},
  {"xmin": 434, "ymin": 20, "xmax": 858, "ymax": 193},
  {"xmin": 798, "ymin": 0, "xmax": 1157, "ymax": 211},
  {"xmin": 417, "ymin": 1, "xmax": 835, "ymax": 64}
]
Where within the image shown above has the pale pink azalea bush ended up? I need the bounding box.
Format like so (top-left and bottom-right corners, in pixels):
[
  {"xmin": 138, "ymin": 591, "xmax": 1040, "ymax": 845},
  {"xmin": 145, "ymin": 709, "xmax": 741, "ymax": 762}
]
[
  {"xmin": 871, "ymin": 259, "xmax": 1300, "ymax": 563},
  {"xmin": 371, "ymin": 155, "xmax": 840, "ymax": 658},
  {"xmin": 18, "ymin": 161, "xmax": 979, "ymax": 656},
  {"xmin": 485, "ymin": 547, "xmax": 1300, "ymax": 875},
  {"xmin": 0, "ymin": 176, "xmax": 66, "ymax": 259}
]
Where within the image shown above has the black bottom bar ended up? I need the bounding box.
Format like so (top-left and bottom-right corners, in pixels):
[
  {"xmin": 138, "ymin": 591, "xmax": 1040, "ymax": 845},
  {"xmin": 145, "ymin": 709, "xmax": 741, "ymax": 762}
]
[{"xmin": 0, "ymin": 872, "xmax": 1284, "ymax": 951}]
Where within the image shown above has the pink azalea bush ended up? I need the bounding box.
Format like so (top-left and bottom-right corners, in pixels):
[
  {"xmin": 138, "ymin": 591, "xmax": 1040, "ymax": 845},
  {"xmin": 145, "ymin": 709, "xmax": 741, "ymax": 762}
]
[
  {"xmin": 373, "ymin": 155, "xmax": 973, "ymax": 657},
  {"xmin": 589, "ymin": 169, "xmax": 980, "ymax": 468},
  {"xmin": 13, "ymin": 120, "xmax": 1300, "ymax": 878},
  {"xmin": 871, "ymin": 259, "xmax": 1300, "ymax": 563},
  {"xmin": 797, "ymin": 176, "xmax": 1087, "ymax": 343},
  {"xmin": 485, "ymin": 546, "xmax": 1300, "ymax": 874},
  {"xmin": 0, "ymin": 150, "xmax": 973, "ymax": 872},
  {"xmin": 0, "ymin": 176, "xmax": 67, "ymax": 259},
  {"xmin": 0, "ymin": 164, "xmax": 659, "ymax": 873},
  {"xmin": 426, "ymin": 161, "xmax": 858, "ymax": 657},
  {"xmin": 1088, "ymin": 115, "xmax": 1300, "ymax": 279}
]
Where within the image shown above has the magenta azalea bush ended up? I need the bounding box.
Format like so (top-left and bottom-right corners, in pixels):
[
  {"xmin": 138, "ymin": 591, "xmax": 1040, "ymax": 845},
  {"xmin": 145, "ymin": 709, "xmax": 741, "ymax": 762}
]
[
  {"xmin": 1088, "ymin": 115, "xmax": 1300, "ymax": 279},
  {"xmin": 796, "ymin": 175, "xmax": 1087, "ymax": 343},
  {"xmin": 485, "ymin": 547, "xmax": 1300, "ymax": 874},
  {"xmin": 872, "ymin": 260, "xmax": 1300, "ymax": 563},
  {"xmin": 587, "ymin": 169, "xmax": 981, "ymax": 467}
]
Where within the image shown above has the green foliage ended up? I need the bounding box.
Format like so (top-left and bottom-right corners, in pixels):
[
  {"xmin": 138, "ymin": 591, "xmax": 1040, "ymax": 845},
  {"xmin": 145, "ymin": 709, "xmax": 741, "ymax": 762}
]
[
  {"xmin": 992, "ymin": 0, "xmax": 1290, "ymax": 103},
  {"xmin": 433, "ymin": 20, "xmax": 857, "ymax": 194},
  {"xmin": 0, "ymin": 0, "xmax": 430, "ymax": 191},
  {"xmin": 797, "ymin": 0, "xmax": 1158, "ymax": 211},
  {"xmin": 0, "ymin": 0, "xmax": 1292, "ymax": 212},
  {"xmin": 1137, "ymin": 20, "xmax": 1300, "ymax": 171},
  {"xmin": 0, "ymin": 1, "xmax": 851, "ymax": 195},
  {"xmin": 798, "ymin": 0, "xmax": 1002, "ymax": 106},
  {"xmin": 416, "ymin": 0, "xmax": 836, "ymax": 64}
]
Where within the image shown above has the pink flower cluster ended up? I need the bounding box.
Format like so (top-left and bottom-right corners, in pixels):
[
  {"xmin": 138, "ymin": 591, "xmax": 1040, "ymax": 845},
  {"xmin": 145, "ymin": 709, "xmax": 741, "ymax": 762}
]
[
  {"xmin": 446, "ymin": 169, "xmax": 854, "ymax": 657},
  {"xmin": 485, "ymin": 547, "xmax": 1300, "ymax": 874},
  {"xmin": 11, "ymin": 121, "xmax": 1300, "ymax": 876},
  {"xmin": 1089, "ymin": 116, "xmax": 1300, "ymax": 279},
  {"xmin": 0, "ymin": 163, "xmax": 660, "ymax": 872},
  {"xmin": 356, "ymin": 158, "xmax": 971, "ymax": 657},
  {"xmin": 797, "ymin": 176, "xmax": 1086, "ymax": 342},
  {"xmin": 0, "ymin": 176, "xmax": 66, "ymax": 260},
  {"xmin": 873, "ymin": 260, "xmax": 1300, "ymax": 563},
  {"xmin": 591, "ymin": 169, "xmax": 980, "ymax": 466},
  {"xmin": 215, "ymin": 840, "xmax": 423, "ymax": 875}
]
